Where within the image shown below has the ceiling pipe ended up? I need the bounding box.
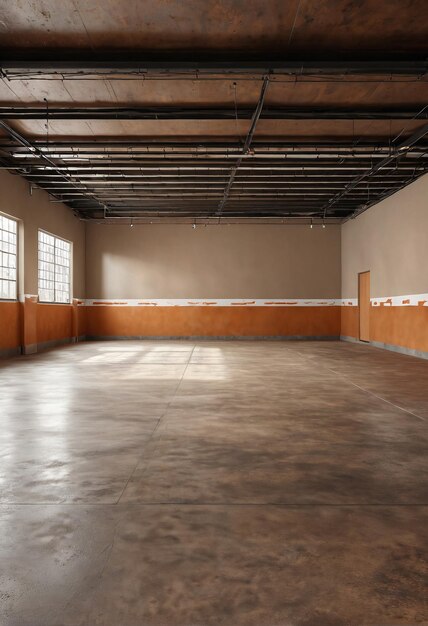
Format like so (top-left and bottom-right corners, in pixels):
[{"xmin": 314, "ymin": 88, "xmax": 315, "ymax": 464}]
[
  {"xmin": 218, "ymin": 76, "xmax": 270, "ymax": 214},
  {"xmin": 322, "ymin": 123, "xmax": 428, "ymax": 220}
]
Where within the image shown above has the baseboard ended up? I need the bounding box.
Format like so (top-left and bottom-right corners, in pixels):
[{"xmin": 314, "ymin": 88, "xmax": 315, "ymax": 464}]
[
  {"xmin": 340, "ymin": 335, "xmax": 366, "ymax": 345},
  {"xmin": 0, "ymin": 346, "xmax": 22, "ymax": 359},
  {"xmin": 70, "ymin": 335, "xmax": 86, "ymax": 344},
  {"xmin": 36, "ymin": 335, "xmax": 86, "ymax": 352},
  {"xmin": 11, "ymin": 335, "xmax": 86, "ymax": 358},
  {"xmin": 340, "ymin": 335, "xmax": 428, "ymax": 361},
  {"xmin": 36, "ymin": 337, "xmax": 75, "ymax": 353},
  {"xmin": 22, "ymin": 344, "xmax": 38, "ymax": 355},
  {"xmin": 86, "ymin": 335, "xmax": 341, "ymax": 341},
  {"xmin": 3, "ymin": 335, "xmax": 426, "ymax": 359},
  {"xmin": 3, "ymin": 336, "xmax": 339, "ymax": 358}
]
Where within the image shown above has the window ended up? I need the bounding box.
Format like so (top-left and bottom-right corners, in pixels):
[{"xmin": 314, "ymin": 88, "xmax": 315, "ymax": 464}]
[
  {"xmin": 38, "ymin": 230, "xmax": 71, "ymax": 303},
  {"xmin": 0, "ymin": 214, "xmax": 18, "ymax": 300}
]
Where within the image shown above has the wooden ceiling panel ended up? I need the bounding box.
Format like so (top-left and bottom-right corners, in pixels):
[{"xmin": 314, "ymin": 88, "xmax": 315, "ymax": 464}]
[
  {"xmin": 1, "ymin": 76, "xmax": 427, "ymax": 108},
  {"xmin": 10, "ymin": 118, "xmax": 427, "ymax": 140},
  {"xmin": 291, "ymin": 0, "xmax": 428, "ymax": 53},
  {"xmin": 0, "ymin": 0, "xmax": 426, "ymax": 53},
  {"xmin": 0, "ymin": 0, "xmax": 298, "ymax": 50},
  {"xmin": 0, "ymin": 0, "xmax": 90, "ymax": 47}
]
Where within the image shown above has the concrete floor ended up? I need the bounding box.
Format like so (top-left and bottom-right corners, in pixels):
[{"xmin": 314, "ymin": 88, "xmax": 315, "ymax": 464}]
[{"xmin": 0, "ymin": 340, "xmax": 427, "ymax": 626}]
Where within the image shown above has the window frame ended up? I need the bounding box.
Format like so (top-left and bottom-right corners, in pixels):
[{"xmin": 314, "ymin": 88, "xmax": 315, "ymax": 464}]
[
  {"xmin": 38, "ymin": 229, "xmax": 73, "ymax": 305},
  {"xmin": 0, "ymin": 212, "xmax": 19, "ymax": 302}
]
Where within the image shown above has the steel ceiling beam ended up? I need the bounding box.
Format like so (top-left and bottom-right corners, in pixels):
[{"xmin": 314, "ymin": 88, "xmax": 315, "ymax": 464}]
[
  {"xmin": 217, "ymin": 76, "xmax": 270, "ymax": 214},
  {"xmin": 322, "ymin": 123, "xmax": 428, "ymax": 218},
  {"xmin": 0, "ymin": 120, "xmax": 105, "ymax": 209},
  {"xmin": 0, "ymin": 120, "xmax": 426, "ymax": 220},
  {"xmin": 0, "ymin": 106, "xmax": 426, "ymax": 120},
  {"xmin": 5, "ymin": 140, "xmax": 426, "ymax": 149},
  {"xmin": 6, "ymin": 161, "xmax": 425, "ymax": 169},
  {"xmin": 2, "ymin": 57, "xmax": 427, "ymax": 76}
]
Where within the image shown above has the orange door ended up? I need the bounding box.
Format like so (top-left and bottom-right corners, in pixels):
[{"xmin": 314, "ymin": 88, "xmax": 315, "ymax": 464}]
[{"xmin": 358, "ymin": 271, "xmax": 370, "ymax": 342}]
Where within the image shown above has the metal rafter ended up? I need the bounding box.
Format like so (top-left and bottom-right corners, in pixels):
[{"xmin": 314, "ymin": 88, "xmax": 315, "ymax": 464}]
[
  {"xmin": 217, "ymin": 76, "xmax": 270, "ymax": 214},
  {"xmin": 0, "ymin": 129, "xmax": 427, "ymax": 220},
  {"xmin": 0, "ymin": 106, "xmax": 427, "ymax": 120},
  {"xmin": 2, "ymin": 58, "xmax": 427, "ymax": 77},
  {"xmin": 0, "ymin": 119, "xmax": 106, "ymax": 214},
  {"xmin": 322, "ymin": 123, "xmax": 428, "ymax": 219},
  {"xmin": 0, "ymin": 50, "xmax": 427, "ymax": 223}
]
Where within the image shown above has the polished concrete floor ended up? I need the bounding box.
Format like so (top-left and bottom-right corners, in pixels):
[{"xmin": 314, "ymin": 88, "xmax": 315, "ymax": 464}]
[{"xmin": 0, "ymin": 340, "xmax": 427, "ymax": 626}]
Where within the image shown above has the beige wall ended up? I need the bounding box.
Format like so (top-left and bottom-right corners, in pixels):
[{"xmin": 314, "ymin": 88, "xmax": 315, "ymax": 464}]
[
  {"xmin": 86, "ymin": 222, "xmax": 341, "ymax": 299},
  {"xmin": 0, "ymin": 169, "xmax": 85, "ymax": 298},
  {"xmin": 341, "ymin": 173, "xmax": 428, "ymax": 298}
]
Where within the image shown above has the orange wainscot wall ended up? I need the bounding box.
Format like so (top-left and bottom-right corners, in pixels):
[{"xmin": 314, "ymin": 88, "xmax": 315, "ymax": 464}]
[
  {"xmin": 36, "ymin": 303, "xmax": 74, "ymax": 345},
  {"xmin": 85, "ymin": 305, "xmax": 341, "ymax": 338},
  {"xmin": 0, "ymin": 298, "xmax": 85, "ymax": 356},
  {"xmin": 0, "ymin": 301, "xmax": 21, "ymax": 352},
  {"xmin": 370, "ymin": 305, "xmax": 428, "ymax": 353},
  {"xmin": 76, "ymin": 303, "xmax": 87, "ymax": 339},
  {"xmin": 341, "ymin": 304, "xmax": 428, "ymax": 354},
  {"xmin": 2, "ymin": 302, "xmax": 427, "ymax": 356},
  {"xmin": 340, "ymin": 306, "xmax": 359, "ymax": 339}
]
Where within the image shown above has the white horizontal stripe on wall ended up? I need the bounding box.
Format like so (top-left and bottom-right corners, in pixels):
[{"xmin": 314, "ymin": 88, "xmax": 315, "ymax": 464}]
[
  {"xmin": 342, "ymin": 294, "xmax": 428, "ymax": 306},
  {"xmin": 19, "ymin": 295, "xmax": 428, "ymax": 307},
  {"xmin": 371, "ymin": 293, "xmax": 428, "ymax": 306},
  {"xmin": 84, "ymin": 298, "xmax": 342, "ymax": 307},
  {"xmin": 82, "ymin": 294, "xmax": 428, "ymax": 307}
]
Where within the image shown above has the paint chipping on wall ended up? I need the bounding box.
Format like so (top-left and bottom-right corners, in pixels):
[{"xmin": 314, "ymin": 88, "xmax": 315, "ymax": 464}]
[{"xmin": 93, "ymin": 301, "xmax": 127, "ymax": 306}]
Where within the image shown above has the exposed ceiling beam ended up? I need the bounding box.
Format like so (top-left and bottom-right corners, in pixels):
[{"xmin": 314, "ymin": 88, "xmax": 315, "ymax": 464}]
[
  {"xmin": 217, "ymin": 76, "xmax": 270, "ymax": 215},
  {"xmin": 4, "ymin": 140, "xmax": 425, "ymax": 149},
  {"xmin": 0, "ymin": 119, "xmax": 106, "ymax": 213},
  {"xmin": 1, "ymin": 106, "xmax": 426, "ymax": 120},
  {"xmin": 0, "ymin": 122, "xmax": 426, "ymax": 221},
  {"xmin": 322, "ymin": 123, "xmax": 428, "ymax": 219},
  {"xmin": 2, "ymin": 58, "xmax": 427, "ymax": 77}
]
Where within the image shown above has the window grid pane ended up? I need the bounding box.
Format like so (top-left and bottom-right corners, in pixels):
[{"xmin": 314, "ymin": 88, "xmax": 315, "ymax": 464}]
[
  {"xmin": 38, "ymin": 231, "xmax": 71, "ymax": 303},
  {"xmin": 0, "ymin": 215, "xmax": 18, "ymax": 300}
]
